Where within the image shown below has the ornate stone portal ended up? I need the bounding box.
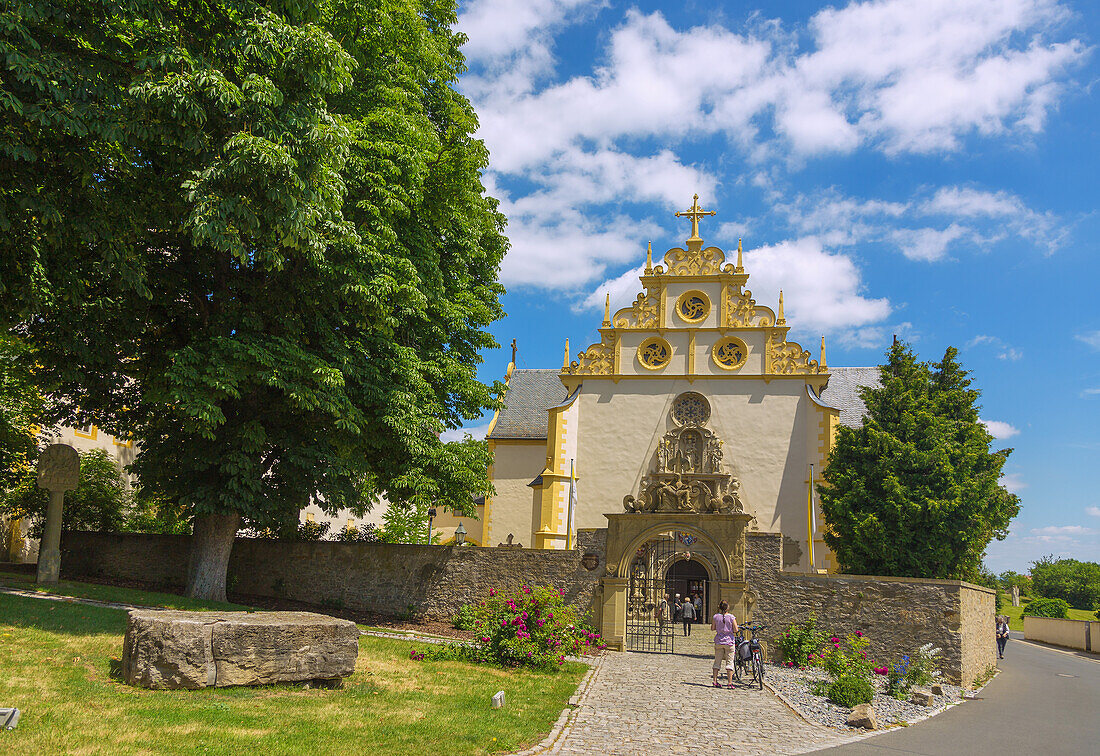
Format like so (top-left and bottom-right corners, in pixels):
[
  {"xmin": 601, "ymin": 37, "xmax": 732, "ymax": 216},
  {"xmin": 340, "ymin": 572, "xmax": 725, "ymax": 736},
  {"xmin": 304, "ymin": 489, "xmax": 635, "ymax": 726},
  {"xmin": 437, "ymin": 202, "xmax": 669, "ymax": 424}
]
[{"xmin": 623, "ymin": 392, "xmax": 750, "ymax": 518}]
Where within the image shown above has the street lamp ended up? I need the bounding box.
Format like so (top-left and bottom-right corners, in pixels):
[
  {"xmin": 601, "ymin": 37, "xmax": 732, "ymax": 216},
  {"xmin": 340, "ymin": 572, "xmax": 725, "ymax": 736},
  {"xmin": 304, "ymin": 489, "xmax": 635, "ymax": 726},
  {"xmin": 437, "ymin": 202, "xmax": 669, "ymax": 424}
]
[
  {"xmin": 454, "ymin": 522, "xmax": 467, "ymax": 546},
  {"xmin": 426, "ymin": 507, "xmax": 437, "ymax": 545}
]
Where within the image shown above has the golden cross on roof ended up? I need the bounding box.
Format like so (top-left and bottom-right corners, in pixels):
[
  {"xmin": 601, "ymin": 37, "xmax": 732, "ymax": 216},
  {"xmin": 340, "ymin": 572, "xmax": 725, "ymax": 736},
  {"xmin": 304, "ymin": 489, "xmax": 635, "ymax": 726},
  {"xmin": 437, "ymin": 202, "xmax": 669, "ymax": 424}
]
[{"xmin": 675, "ymin": 194, "xmax": 716, "ymax": 242}]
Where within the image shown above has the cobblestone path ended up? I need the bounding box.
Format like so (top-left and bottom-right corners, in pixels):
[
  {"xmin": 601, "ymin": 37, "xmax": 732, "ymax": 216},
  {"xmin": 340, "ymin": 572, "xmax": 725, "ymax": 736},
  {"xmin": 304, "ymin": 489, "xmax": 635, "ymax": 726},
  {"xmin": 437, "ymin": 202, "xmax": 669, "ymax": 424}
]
[{"xmin": 551, "ymin": 642, "xmax": 855, "ymax": 755}]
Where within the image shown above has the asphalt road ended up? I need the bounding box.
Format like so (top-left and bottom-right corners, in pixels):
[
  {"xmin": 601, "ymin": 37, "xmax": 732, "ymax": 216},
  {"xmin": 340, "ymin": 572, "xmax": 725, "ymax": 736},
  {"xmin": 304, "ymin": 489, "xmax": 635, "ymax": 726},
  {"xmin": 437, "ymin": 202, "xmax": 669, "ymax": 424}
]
[{"xmin": 813, "ymin": 633, "xmax": 1100, "ymax": 755}]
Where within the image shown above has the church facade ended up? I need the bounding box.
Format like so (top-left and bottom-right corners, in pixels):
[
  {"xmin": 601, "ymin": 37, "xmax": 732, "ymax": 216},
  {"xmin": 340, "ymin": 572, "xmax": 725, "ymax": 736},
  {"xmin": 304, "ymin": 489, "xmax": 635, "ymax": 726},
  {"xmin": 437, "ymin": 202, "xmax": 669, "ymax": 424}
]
[{"xmin": 482, "ymin": 197, "xmax": 879, "ymax": 572}]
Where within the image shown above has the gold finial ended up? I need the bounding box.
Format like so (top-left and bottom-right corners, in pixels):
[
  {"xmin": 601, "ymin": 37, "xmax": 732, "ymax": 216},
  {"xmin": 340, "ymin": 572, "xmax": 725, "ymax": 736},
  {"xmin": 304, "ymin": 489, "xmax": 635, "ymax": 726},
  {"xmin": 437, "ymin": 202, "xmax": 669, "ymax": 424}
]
[
  {"xmin": 674, "ymin": 193, "xmax": 716, "ymax": 246},
  {"xmin": 820, "ymin": 336, "xmax": 827, "ymax": 369},
  {"xmin": 777, "ymin": 290, "xmax": 786, "ymax": 324},
  {"xmin": 736, "ymin": 238, "xmax": 744, "ymax": 272},
  {"xmin": 645, "ymin": 241, "xmax": 653, "ymax": 274},
  {"xmin": 602, "ymin": 293, "xmax": 611, "ymax": 327},
  {"xmin": 563, "ymin": 338, "xmax": 570, "ymax": 369}
]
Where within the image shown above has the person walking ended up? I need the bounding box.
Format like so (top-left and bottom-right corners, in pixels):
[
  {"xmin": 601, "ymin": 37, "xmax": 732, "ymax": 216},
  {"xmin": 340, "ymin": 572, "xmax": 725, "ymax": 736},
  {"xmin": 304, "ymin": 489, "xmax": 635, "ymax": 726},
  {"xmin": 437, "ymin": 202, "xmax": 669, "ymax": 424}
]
[
  {"xmin": 711, "ymin": 599, "xmax": 739, "ymax": 688},
  {"xmin": 656, "ymin": 594, "xmax": 671, "ymax": 645},
  {"xmin": 693, "ymin": 592, "xmax": 703, "ymax": 625},
  {"xmin": 681, "ymin": 592, "xmax": 696, "ymax": 635},
  {"xmin": 996, "ymin": 615, "xmax": 1010, "ymax": 659}
]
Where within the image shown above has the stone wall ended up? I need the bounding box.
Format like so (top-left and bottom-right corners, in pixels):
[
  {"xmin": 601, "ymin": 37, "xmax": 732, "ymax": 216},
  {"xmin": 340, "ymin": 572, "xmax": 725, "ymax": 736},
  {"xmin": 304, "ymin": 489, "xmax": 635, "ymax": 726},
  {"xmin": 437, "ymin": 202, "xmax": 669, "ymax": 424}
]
[
  {"xmin": 60, "ymin": 529, "xmax": 607, "ymax": 620},
  {"xmin": 746, "ymin": 533, "xmax": 996, "ymax": 685},
  {"xmin": 1023, "ymin": 616, "xmax": 1093, "ymax": 652}
]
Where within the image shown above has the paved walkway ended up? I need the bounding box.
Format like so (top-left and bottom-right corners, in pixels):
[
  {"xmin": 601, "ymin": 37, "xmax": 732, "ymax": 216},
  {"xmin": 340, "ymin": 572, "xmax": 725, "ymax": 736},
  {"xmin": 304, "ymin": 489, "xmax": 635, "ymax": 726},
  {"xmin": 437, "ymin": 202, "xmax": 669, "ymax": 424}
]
[
  {"xmin": 550, "ymin": 641, "xmax": 856, "ymax": 755},
  {"xmin": 812, "ymin": 631, "xmax": 1100, "ymax": 755}
]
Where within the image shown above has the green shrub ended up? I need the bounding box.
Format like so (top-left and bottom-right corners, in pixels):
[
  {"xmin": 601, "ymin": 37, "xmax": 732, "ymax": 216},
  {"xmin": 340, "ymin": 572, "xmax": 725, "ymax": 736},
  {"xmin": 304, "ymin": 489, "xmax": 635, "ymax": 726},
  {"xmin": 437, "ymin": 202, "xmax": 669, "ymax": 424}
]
[
  {"xmin": 994, "ymin": 588, "xmax": 1005, "ymax": 615},
  {"xmin": 1022, "ymin": 597, "xmax": 1071, "ymax": 619},
  {"xmin": 905, "ymin": 643, "xmax": 941, "ymax": 688},
  {"xmin": 1095, "ymin": 609, "xmax": 1100, "ymax": 620},
  {"xmin": 1030, "ymin": 556, "xmax": 1100, "ymax": 611},
  {"xmin": 452, "ymin": 603, "xmax": 479, "ymax": 631},
  {"xmin": 808, "ymin": 679, "xmax": 828, "ymax": 696},
  {"xmin": 777, "ymin": 614, "xmax": 825, "ymax": 667},
  {"xmin": 826, "ymin": 675, "xmax": 874, "ymax": 708}
]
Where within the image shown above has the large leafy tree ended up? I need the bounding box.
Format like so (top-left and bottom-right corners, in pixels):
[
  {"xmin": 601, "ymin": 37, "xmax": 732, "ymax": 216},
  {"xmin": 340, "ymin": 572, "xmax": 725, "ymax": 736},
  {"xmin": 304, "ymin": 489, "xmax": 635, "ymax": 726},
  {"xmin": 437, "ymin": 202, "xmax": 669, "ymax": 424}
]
[
  {"xmin": 1030, "ymin": 556, "xmax": 1100, "ymax": 610},
  {"xmin": 819, "ymin": 341, "xmax": 1019, "ymax": 580},
  {"xmin": 1, "ymin": 1, "xmax": 505, "ymax": 599}
]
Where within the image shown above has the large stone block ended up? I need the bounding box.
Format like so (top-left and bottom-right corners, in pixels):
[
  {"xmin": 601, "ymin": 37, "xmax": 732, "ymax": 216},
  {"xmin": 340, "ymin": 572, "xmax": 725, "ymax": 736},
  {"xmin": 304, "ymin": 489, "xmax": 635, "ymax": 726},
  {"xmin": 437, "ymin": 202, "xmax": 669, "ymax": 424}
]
[{"xmin": 123, "ymin": 610, "xmax": 358, "ymax": 689}]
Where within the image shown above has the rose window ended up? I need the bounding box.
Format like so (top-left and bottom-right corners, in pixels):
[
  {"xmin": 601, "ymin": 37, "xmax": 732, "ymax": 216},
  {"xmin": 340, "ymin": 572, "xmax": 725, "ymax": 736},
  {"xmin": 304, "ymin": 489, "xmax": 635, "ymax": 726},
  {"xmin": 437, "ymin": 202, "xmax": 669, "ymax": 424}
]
[
  {"xmin": 671, "ymin": 392, "xmax": 711, "ymax": 426},
  {"xmin": 676, "ymin": 291, "xmax": 710, "ymax": 323}
]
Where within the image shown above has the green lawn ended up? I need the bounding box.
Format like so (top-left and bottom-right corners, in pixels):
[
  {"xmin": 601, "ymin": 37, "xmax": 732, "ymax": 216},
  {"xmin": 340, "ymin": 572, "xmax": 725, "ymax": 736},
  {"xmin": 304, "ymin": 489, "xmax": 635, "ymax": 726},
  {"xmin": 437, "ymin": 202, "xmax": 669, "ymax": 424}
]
[
  {"xmin": 0, "ymin": 590, "xmax": 585, "ymax": 755},
  {"xmin": 1000, "ymin": 600, "xmax": 1097, "ymax": 628},
  {"xmin": 0, "ymin": 569, "xmax": 249, "ymax": 612}
]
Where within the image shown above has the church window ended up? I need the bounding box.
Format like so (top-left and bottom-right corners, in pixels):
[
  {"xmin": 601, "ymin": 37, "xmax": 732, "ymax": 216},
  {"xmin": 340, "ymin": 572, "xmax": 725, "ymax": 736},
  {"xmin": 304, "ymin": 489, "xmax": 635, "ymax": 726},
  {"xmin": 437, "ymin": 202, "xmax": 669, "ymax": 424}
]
[
  {"xmin": 676, "ymin": 290, "xmax": 710, "ymax": 324},
  {"xmin": 637, "ymin": 337, "xmax": 672, "ymax": 370},
  {"xmin": 712, "ymin": 336, "xmax": 748, "ymax": 370},
  {"xmin": 74, "ymin": 424, "xmax": 97, "ymax": 440},
  {"xmin": 671, "ymin": 392, "xmax": 711, "ymax": 426}
]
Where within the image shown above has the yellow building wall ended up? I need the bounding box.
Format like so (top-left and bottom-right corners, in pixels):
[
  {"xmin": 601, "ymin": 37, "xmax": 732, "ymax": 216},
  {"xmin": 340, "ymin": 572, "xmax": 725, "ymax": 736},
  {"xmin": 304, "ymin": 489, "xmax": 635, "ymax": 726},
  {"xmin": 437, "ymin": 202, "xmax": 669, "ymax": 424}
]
[{"xmin": 484, "ymin": 440, "xmax": 545, "ymax": 548}]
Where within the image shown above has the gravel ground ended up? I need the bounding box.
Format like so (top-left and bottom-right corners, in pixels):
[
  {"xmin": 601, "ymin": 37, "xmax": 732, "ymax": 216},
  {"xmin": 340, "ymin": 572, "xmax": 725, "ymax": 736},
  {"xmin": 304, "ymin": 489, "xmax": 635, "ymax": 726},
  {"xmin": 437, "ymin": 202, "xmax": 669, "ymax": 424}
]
[{"xmin": 764, "ymin": 664, "xmax": 965, "ymax": 731}]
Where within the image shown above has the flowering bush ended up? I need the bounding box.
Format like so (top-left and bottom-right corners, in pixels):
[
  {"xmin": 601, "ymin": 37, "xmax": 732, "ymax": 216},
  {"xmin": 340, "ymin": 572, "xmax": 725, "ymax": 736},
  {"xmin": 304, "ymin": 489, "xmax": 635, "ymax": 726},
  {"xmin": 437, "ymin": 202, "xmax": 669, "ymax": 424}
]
[
  {"xmin": 776, "ymin": 614, "xmax": 825, "ymax": 668},
  {"xmin": 904, "ymin": 643, "xmax": 941, "ymax": 688},
  {"xmin": 418, "ymin": 585, "xmax": 605, "ymax": 671},
  {"xmin": 885, "ymin": 656, "xmax": 910, "ymax": 699},
  {"xmin": 820, "ymin": 632, "xmax": 874, "ymax": 682}
]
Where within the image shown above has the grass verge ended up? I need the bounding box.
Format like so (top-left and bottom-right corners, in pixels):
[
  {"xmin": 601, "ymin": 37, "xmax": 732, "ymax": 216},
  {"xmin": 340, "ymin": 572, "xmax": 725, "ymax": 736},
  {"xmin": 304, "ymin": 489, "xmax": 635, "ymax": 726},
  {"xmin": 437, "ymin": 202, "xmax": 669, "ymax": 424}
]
[
  {"xmin": 1000, "ymin": 600, "xmax": 1096, "ymax": 628},
  {"xmin": 0, "ymin": 592, "xmax": 585, "ymax": 755}
]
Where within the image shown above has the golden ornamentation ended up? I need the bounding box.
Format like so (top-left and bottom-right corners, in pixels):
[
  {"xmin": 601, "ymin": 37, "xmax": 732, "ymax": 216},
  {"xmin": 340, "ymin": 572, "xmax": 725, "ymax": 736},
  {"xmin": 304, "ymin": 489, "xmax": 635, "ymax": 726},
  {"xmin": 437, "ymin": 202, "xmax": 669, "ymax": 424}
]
[
  {"xmin": 712, "ymin": 336, "xmax": 748, "ymax": 371},
  {"xmin": 613, "ymin": 290, "xmax": 658, "ymax": 329},
  {"xmin": 637, "ymin": 336, "xmax": 672, "ymax": 370},
  {"xmin": 724, "ymin": 288, "xmax": 773, "ymax": 327},
  {"xmin": 767, "ymin": 331, "xmax": 821, "ymax": 375},
  {"xmin": 664, "ymin": 245, "xmax": 725, "ymax": 275},
  {"xmin": 569, "ymin": 332, "xmax": 616, "ymax": 375},
  {"xmin": 674, "ymin": 193, "xmax": 716, "ymax": 243},
  {"xmin": 676, "ymin": 290, "xmax": 710, "ymax": 324}
]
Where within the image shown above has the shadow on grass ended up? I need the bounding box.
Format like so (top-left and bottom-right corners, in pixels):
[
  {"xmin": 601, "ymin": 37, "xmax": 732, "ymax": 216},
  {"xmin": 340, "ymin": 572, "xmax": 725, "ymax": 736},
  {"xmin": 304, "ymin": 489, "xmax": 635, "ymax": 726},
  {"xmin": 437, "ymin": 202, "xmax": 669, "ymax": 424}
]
[{"xmin": 0, "ymin": 592, "xmax": 126, "ymax": 636}]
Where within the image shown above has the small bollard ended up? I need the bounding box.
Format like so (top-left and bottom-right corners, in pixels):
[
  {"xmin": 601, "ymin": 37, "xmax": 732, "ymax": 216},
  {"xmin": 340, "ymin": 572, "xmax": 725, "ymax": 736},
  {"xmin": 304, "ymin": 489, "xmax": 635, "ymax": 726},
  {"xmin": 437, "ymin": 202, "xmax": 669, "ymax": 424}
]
[
  {"xmin": 491, "ymin": 690, "xmax": 505, "ymax": 709},
  {"xmin": 1, "ymin": 708, "xmax": 20, "ymax": 730}
]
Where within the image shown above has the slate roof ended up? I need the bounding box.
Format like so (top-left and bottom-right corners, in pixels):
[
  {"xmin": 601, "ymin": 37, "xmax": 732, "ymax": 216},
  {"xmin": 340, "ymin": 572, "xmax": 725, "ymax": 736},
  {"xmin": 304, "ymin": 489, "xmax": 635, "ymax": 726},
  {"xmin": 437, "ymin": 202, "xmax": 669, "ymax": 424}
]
[
  {"xmin": 819, "ymin": 366, "xmax": 882, "ymax": 428},
  {"xmin": 487, "ymin": 369, "xmax": 569, "ymax": 440}
]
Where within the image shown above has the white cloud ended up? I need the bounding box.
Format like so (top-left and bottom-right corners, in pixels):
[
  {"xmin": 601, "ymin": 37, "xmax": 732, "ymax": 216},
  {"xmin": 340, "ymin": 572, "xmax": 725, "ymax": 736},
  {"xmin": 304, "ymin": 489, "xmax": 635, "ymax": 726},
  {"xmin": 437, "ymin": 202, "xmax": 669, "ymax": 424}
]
[
  {"xmin": 981, "ymin": 419, "xmax": 1020, "ymax": 439},
  {"xmin": 998, "ymin": 348, "xmax": 1024, "ymax": 361},
  {"xmin": 1000, "ymin": 472, "xmax": 1028, "ymax": 494},
  {"xmin": 741, "ymin": 238, "xmax": 891, "ymax": 334},
  {"xmin": 891, "ymin": 224, "xmax": 968, "ymax": 262},
  {"xmin": 966, "ymin": 334, "xmax": 1023, "ymax": 361},
  {"xmin": 1030, "ymin": 525, "xmax": 1095, "ymax": 536},
  {"xmin": 460, "ymin": 1, "xmax": 1085, "ymax": 292},
  {"xmin": 1086, "ymin": 506, "xmax": 1100, "ymax": 517},
  {"xmin": 1082, "ymin": 388, "xmax": 1100, "ymax": 398},
  {"xmin": 440, "ymin": 423, "xmax": 493, "ymax": 443},
  {"xmin": 1075, "ymin": 330, "xmax": 1100, "ymax": 350}
]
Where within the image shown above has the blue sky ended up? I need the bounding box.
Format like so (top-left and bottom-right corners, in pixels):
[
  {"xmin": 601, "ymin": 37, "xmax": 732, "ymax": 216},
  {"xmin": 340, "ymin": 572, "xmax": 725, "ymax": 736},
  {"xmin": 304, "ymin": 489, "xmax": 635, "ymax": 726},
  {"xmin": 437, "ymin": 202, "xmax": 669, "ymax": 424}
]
[{"xmin": 448, "ymin": 0, "xmax": 1100, "ymax": 572}]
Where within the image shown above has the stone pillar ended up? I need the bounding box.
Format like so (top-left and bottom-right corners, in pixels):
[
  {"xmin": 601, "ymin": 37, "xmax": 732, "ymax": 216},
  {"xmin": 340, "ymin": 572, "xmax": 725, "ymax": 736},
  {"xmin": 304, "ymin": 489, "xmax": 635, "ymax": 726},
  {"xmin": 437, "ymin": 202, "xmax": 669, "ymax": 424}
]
[
  {"xmin": 1011, "ymin": 586, "xmax": 1020, "ymax": 607},
  {"xmin": 599, "ymin": 577, "xmax": 628, "ymax": 651},
  {"xmin": 35, "ymin": 444, "xmax": 80, "ymax": 584}
]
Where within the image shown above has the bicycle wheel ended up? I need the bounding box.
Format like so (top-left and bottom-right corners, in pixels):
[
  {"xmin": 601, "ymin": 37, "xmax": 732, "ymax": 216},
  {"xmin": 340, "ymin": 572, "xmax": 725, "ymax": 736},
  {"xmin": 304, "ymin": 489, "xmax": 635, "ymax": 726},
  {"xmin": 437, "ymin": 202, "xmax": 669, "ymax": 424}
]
[
  {"xmin": 731, "ymin": 655, "xmax": 742, "ymax": 683},
  {"xmin": 753, "ymin": 650, "xmax": 764, "ymax": 690}
]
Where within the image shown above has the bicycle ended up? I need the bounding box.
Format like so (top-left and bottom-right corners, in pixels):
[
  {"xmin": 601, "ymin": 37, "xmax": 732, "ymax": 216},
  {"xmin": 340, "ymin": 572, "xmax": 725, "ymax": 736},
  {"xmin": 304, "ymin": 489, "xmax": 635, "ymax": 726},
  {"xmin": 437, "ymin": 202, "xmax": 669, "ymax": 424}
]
[{"xmin": 731, "ymin": 622, "xmax": 767, "ymax": 689}]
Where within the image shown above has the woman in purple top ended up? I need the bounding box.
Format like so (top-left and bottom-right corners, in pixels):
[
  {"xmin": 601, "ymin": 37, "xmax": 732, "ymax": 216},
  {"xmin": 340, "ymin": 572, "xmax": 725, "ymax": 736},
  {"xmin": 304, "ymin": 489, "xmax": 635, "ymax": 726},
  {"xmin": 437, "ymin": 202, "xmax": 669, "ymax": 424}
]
[{"xmin": 711, "ymin": 599, "xmax": 739, "ymax": 688}]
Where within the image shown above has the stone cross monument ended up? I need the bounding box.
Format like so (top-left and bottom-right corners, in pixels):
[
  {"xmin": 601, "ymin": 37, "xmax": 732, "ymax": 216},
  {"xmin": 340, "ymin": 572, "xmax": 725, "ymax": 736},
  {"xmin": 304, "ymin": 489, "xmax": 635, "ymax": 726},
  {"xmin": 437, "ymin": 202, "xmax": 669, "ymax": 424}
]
[
  {"xmin": 35, "ymin": 444, "xmax": 79, "ymax": 584},
  {"xmin": 1011, "ymin": 585, "xmax": 1020, "ymax": 607}
]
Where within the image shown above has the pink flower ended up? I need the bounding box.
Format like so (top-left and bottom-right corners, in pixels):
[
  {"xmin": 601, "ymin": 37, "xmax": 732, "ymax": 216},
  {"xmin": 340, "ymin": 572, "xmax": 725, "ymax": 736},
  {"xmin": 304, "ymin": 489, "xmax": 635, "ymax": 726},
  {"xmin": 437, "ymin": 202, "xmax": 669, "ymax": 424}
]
[
  {"xmin": 489, "ymin": 589, "xmax": 496, "ymax": 597},
  {"xmin": 855, "ymin": 631, "xmax": 863, "ymax": 637},
  {"xmin": 830, "ymin": 637, "xmax": 839, "ymax": 643}
]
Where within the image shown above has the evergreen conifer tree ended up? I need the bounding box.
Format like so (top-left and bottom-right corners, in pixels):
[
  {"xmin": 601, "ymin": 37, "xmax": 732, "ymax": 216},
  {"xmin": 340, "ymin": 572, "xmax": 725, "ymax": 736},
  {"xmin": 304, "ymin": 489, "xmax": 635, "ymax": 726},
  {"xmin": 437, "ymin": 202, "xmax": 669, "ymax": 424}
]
[{"xmin": 819, "ymin": 341, "xmax": 1019, "ymax": 580}]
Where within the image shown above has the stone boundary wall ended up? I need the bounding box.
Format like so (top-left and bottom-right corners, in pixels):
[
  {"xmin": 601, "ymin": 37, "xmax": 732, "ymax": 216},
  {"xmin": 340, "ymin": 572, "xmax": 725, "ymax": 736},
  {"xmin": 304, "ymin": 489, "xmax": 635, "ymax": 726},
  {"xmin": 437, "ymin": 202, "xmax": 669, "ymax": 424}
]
[
  {"xmin": 59, "ymin": 529, "xmax": 607, "ymax": 620},
  {"xmin": 746, "ymin": 533, "xmax": 996, "ymax": 686},
  {"xmin": 1023, "ymin": 616, "xmax": 1094, "ymax": 652}
]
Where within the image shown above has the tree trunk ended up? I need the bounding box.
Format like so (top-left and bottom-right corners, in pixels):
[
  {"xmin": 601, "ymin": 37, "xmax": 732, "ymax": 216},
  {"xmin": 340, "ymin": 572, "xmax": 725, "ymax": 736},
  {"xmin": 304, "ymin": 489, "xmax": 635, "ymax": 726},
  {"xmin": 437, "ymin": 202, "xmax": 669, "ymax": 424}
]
[{"xmin": 186, "ymin": 512, "xmax": 240, "ymax": 602}]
